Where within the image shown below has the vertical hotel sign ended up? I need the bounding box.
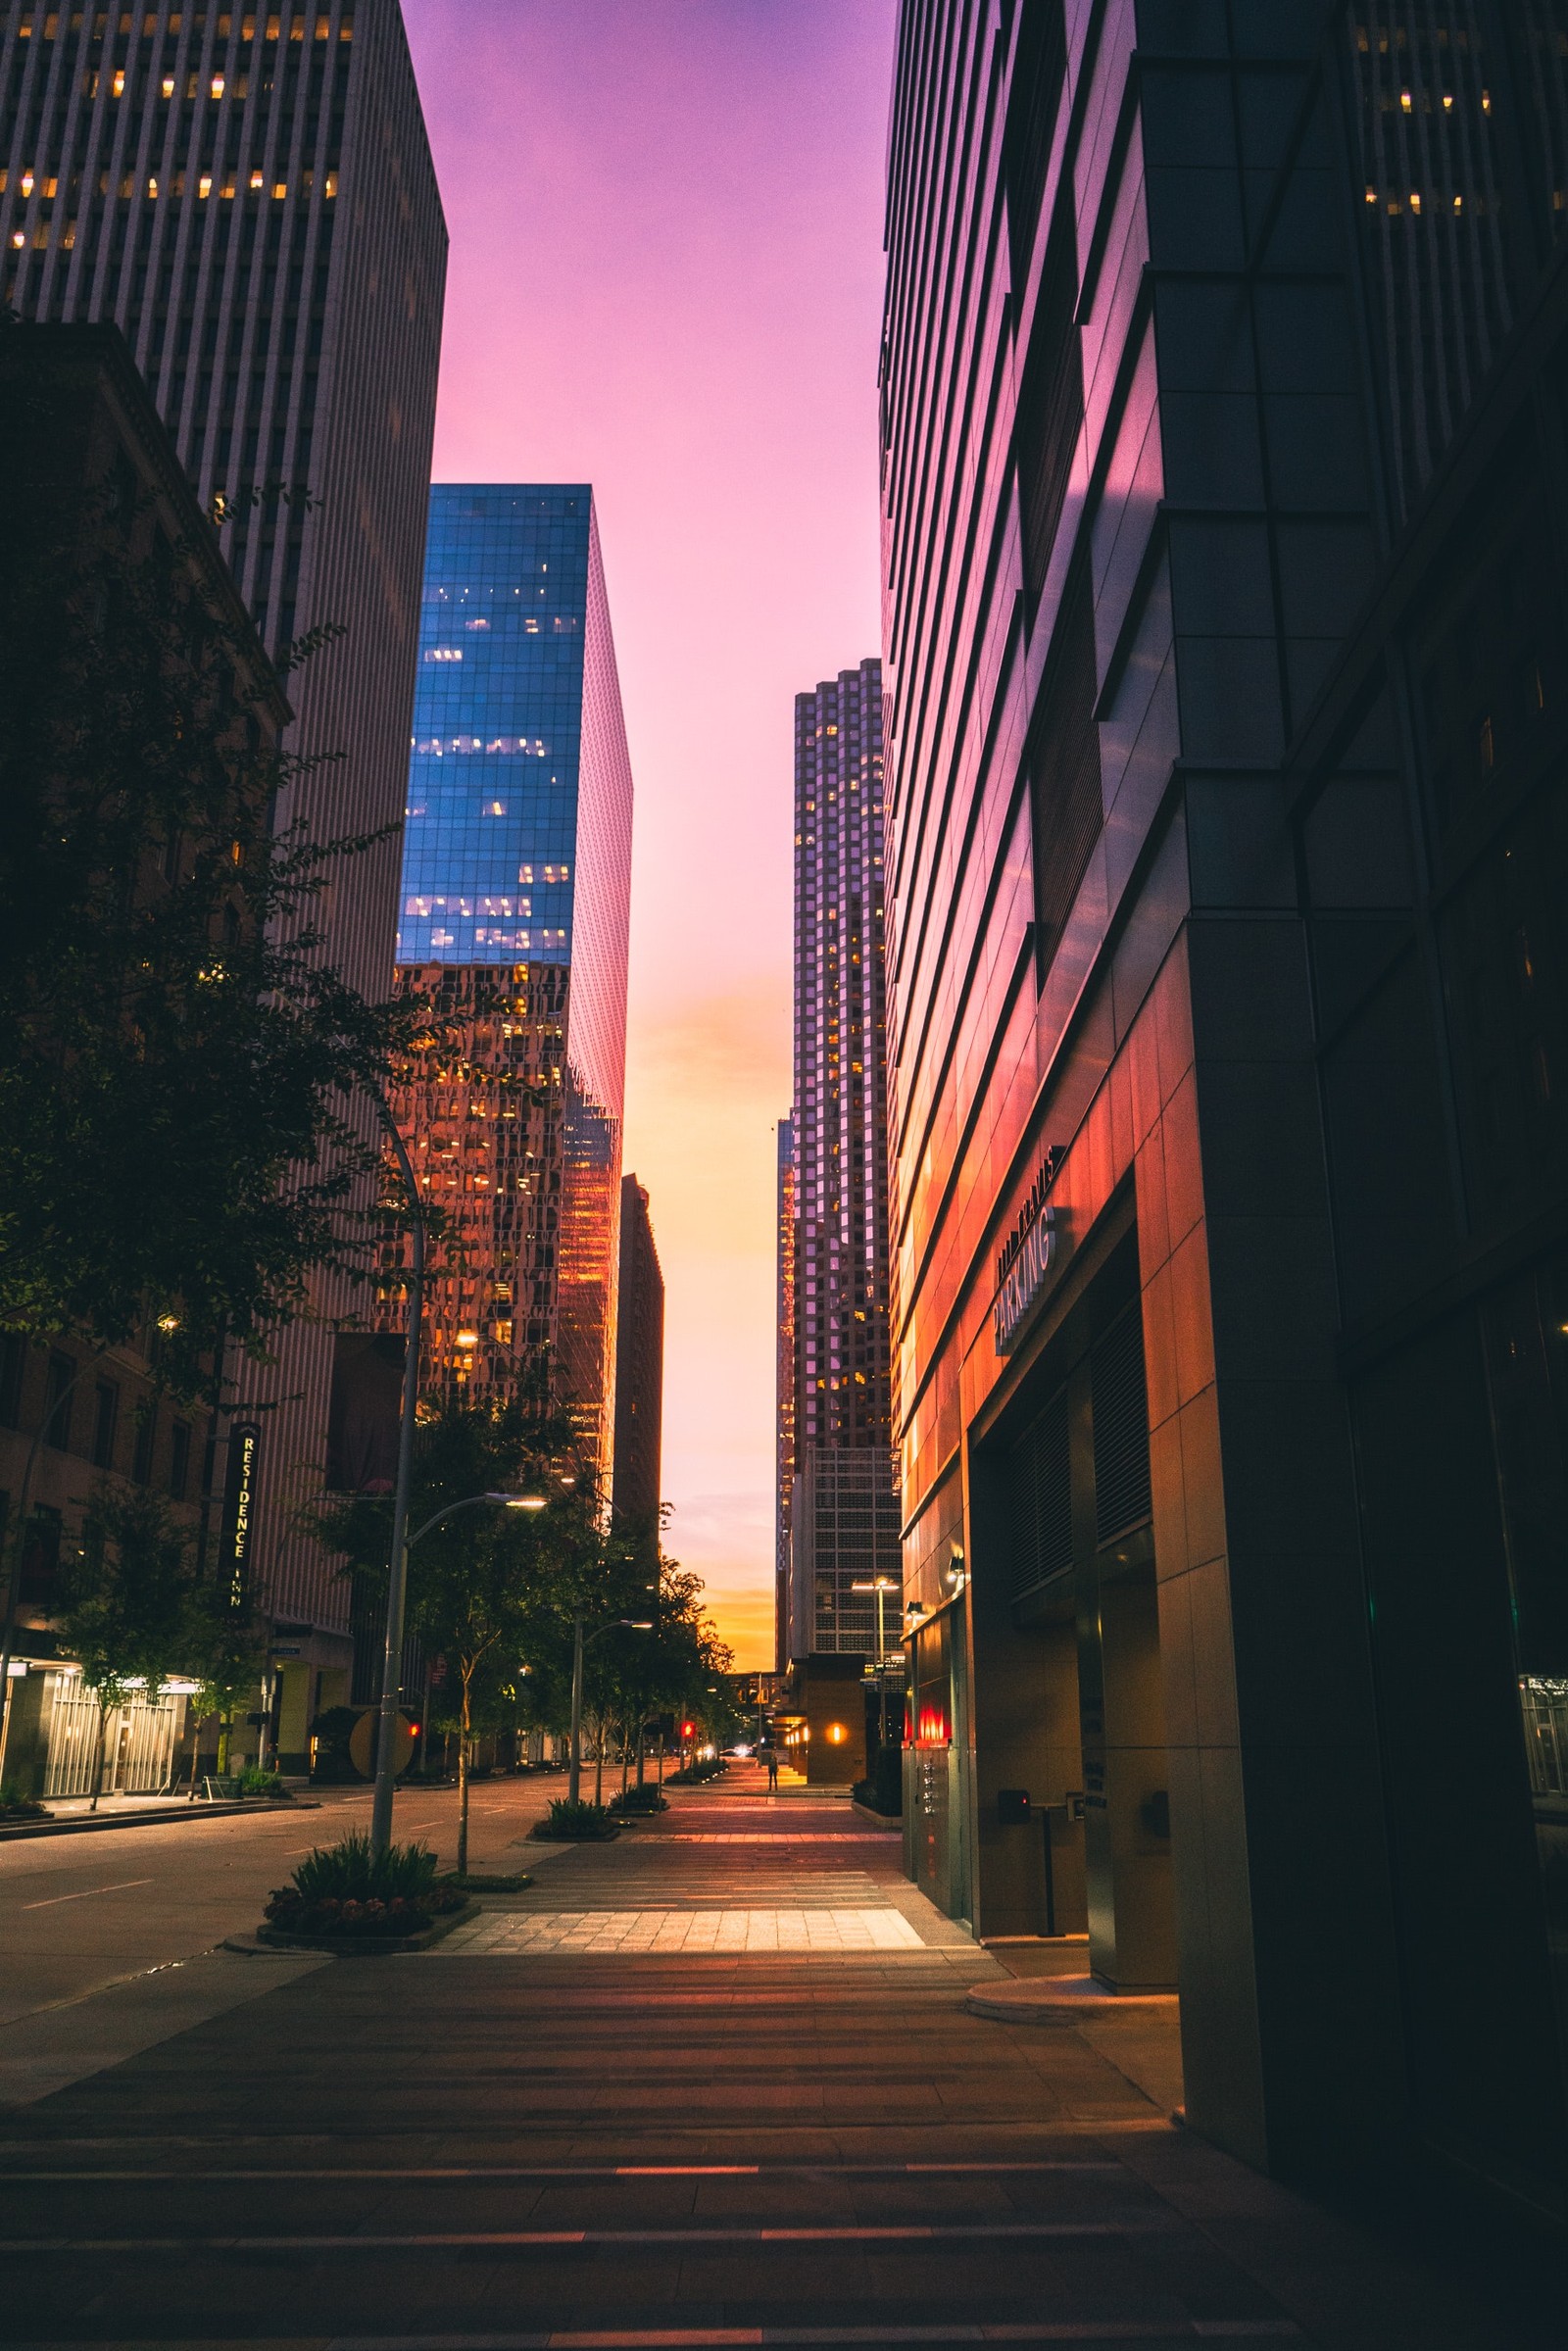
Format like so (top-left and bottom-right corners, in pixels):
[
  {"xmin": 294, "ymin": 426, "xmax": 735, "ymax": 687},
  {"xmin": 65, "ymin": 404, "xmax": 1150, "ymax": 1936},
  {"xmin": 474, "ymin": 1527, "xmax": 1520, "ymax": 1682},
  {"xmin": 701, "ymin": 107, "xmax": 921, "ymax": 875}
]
[
  {"xmin": 221, "ymin": 1422, "xmax": 262, "ymax": 1612},
  {"xmin": 993, "ymin": 1149, "xmax": 1061, "ymax": 1357}
]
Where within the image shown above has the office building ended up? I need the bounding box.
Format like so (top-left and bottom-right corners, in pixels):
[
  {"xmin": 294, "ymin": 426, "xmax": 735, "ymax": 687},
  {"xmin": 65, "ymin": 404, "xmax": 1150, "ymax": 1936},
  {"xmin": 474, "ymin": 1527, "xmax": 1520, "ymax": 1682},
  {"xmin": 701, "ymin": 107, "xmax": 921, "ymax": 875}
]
[
  {"xmin": 0, "ymin": 0, "xmax": 446, "ymax": 1758},
  {"xmin": 611, "ymin": 1173, "xmax": 663, "ymax": 1528},
  {"xmin": 781, "ymin": 660, "xmax": 901, "ymax": 1687},
  {"xmin": 0, "ymin": 322, "xmax": 288, "ymax": 1794},
  {"xmin": 880, "ymin": 0, "xmax": 1568, "ymax": 2224},
  {"xmin": 385, "ymin": 485, "xmax": 633, "ymax": 1484},
  {"xmin": 773, "ymin": 1115, "xmax": 796, "ymax": 1671}
]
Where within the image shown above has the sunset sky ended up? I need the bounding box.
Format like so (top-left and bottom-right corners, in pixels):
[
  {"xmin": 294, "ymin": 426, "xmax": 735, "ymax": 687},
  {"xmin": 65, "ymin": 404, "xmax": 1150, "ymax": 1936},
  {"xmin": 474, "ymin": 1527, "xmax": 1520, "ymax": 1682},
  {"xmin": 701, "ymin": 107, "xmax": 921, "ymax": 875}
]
[{"xmin": 400, "ymin": 0, "xmax": 896, "ymax": 1665}]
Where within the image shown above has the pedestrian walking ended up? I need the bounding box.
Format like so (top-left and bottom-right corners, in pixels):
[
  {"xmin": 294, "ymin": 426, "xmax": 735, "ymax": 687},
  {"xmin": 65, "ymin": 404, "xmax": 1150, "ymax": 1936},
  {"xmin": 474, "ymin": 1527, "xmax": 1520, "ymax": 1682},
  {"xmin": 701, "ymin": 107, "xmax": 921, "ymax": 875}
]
[{"xmin": 760, "ymin": 1741, "xmax": 780, "ymax": 1790}]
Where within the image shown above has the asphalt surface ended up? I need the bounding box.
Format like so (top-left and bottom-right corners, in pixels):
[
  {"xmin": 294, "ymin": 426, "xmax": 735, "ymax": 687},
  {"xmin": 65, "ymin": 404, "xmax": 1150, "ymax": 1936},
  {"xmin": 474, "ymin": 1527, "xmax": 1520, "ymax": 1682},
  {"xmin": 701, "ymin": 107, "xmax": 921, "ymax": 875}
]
[{"xmin": 0, "ymin": 1775, "xmax": 564, "ymax": 2027}]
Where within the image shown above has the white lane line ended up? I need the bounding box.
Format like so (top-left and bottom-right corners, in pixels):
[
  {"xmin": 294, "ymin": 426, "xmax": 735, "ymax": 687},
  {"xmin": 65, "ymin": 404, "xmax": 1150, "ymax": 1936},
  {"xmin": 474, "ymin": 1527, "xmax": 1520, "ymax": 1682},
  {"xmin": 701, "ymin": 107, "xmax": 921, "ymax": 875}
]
[{"xmin": 21, "ymin": 1879, "xmax": 154, "ymax": 1910}]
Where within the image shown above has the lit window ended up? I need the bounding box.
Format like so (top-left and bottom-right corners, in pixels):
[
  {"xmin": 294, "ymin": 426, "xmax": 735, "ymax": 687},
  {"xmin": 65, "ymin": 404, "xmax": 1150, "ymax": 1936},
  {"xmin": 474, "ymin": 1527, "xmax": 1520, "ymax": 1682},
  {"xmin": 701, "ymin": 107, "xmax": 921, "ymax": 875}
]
[
  {"xmin": 199, "ymin": 173, "xmax": 213, "ymax": 198},
  {"xmin": 250, "ymin": 170, "xmax": 264, "ymax": 191},
  {"xmin": 212, "ymin": 73, "xmax": 226, "ymax": 97},
  {"xmin": 111, "ymin": 69, "xmax": 124, "ymax": 94},
  {"xmin": 162, "ymin": 73, "xmax": 175, "ymax": 96}
]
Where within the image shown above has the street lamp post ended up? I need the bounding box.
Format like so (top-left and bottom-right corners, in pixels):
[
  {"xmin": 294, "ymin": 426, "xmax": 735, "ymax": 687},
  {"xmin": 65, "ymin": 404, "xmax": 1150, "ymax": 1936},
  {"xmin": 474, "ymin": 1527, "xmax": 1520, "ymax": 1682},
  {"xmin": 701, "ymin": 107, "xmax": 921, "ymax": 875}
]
[
  {"xmin": 368, "ymin": 1102, "xmax": 425, "ymax": 1862},
  {"xmin": 368, "ymin": 1484, "xmax": 544, "ymax": 1859},
  {"xmin": 852, "ymin": 1576, "xmax": 900, "ymax": 1764},
  {"xmin": 568, "ymin": 1615, "xmax": 653, "ymax": 1806}
]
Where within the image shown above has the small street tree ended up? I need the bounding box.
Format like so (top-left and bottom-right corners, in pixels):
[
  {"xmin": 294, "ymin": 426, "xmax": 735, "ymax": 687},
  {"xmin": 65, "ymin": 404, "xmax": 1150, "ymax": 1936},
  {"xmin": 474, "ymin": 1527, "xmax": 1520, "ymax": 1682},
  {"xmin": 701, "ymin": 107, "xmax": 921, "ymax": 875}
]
[{"xmin": 312, "ymin": 1394, "xmax": 597, "ymax": 1876}]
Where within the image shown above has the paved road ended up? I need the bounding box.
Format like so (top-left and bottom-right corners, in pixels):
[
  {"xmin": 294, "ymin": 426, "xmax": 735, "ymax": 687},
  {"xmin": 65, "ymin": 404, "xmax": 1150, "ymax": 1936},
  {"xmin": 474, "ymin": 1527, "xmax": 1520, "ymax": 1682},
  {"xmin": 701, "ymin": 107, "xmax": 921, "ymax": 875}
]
[
  {"xmin": 0, "ymin": 1765, "xmax": 1548, "ymax": 2349},
  {"xmin": 0, "ymin": 1774, "xmax": 562, "ymax": 2027}
]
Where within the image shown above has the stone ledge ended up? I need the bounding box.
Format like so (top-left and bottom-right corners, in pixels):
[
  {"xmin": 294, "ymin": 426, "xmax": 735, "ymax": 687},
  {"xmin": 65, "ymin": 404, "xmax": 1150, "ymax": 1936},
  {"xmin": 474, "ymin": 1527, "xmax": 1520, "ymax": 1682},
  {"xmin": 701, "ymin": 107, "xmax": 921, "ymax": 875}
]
[
  {"xmin": 228, "ymin": 1896, "xmax": 481, "ymax": 1957},
  {"xmin": 0, "ymin": 1798, "xmax": 314, "ymax": 1841},
  {"xmin": 966, "ymin": 1974, "xmax": 1179, "ymax": 2022}
]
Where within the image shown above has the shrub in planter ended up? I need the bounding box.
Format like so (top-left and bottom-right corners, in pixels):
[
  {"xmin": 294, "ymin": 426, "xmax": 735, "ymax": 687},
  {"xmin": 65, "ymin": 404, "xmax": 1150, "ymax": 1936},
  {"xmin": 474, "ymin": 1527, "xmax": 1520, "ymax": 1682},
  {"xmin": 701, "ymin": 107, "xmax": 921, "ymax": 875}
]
[
  {"xmin": 610, "ymin": 1786, "xmax": 666, "ymax": 1814},
  {"xmin": 666, "ymin": 1757, "xmax": 727, "ymax": 1785},
  {"xmin": 264, "ymin": 1832, "xmax": 465, "ymax": 1939},
  {"xmin": 237, "ymin": 1766, "xmax": 290, "ymax": 1800},
  {"xmin": 0, "ymin": 1785, "xmax": 47, "ymax": 1821},
  {"xmin": 535, "ymin": 1796, "xmax": 615, "ymax": 1840}
]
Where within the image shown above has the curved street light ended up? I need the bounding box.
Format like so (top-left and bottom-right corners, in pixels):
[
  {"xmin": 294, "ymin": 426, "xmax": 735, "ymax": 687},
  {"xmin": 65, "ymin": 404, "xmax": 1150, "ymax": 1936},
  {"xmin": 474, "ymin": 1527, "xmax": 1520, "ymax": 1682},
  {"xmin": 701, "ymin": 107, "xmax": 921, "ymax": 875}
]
[{"xmin": 568, "ymin": 1615, "xmax": 654, "ymax": 1806}]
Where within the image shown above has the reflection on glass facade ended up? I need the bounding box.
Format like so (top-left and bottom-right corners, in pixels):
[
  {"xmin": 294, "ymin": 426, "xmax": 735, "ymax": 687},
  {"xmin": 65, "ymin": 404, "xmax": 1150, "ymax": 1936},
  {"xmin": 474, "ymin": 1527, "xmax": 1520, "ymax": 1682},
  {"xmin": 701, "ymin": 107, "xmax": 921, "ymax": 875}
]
[
  {"xmin": 880, "ymin": 0, "xmax": 1568, "ymax": 2222},
  {"xmin": 385, "ymin": 488, "xmax": 632, "ymax": 1481}
]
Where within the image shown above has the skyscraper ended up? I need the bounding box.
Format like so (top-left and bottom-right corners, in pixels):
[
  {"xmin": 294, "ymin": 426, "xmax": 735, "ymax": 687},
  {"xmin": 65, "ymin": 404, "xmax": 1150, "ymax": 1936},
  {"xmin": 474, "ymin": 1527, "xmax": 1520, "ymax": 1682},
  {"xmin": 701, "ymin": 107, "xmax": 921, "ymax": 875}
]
[
  {"xmin": 774, "ymin": 1114, "xmax": 795, "ymax": 1673},
  {"xmin": 386, "ymin": 486, "xmax": 633, "ymax": 1484},
  {"xmin": 611, "ymin": 1174, "xmax": 663, "ymax": 1530},
  {"xmin": 880, "ymin": 0, "xmax": 1568, "ymax": 2225},
  {"xmin": 0, "ymin": 0, "xmax": 445, "ymax": 1749},
  {"xmin": 784, "ymin": 661, "xmax": 899, "ymax": 1666}
]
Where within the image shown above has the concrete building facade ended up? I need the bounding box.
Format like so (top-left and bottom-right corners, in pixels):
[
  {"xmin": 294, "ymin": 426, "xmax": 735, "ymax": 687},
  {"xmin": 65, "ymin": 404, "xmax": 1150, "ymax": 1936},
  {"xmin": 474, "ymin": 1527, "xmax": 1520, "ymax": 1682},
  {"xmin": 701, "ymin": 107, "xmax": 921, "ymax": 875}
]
[
  {"xmin": 611, "ymin": 1173, "xmax": 663, "ymax": 1530},
  {"xmin": 1, "ymin": 0, "xmax": 446, "ymax": 1753}
]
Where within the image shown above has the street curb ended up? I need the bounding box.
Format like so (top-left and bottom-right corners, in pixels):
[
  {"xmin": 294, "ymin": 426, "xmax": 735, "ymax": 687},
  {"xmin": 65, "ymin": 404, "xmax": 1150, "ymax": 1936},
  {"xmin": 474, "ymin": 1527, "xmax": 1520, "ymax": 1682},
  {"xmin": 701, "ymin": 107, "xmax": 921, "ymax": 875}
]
[
  {"xmin": 0, "ymin": 1798, "xmax": 316, "ymax": 1841},
  {"xmin": 965, "ymin": 1976, "xmax": 1179, "ymax": 2023},
  {"xmin": 235, "ymin": 1896, "xmax": 482, "ymax": 1957},
  {"xmin": 851, "ymin": 1798, "xmax": 902, "ymax": 1827}
]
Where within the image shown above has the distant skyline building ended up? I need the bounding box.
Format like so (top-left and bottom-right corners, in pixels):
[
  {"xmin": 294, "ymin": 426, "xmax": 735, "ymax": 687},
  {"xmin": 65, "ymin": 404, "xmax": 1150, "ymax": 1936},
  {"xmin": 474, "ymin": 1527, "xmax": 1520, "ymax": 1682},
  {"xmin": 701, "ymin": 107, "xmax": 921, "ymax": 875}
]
[
  {"xmin": 611, "ymin": 1173, "xmax": 663, "ymax": 1529},
  {"xmin": 384, "ymin": 485, "xmax": 633, "ymax": 1484},
  {"xmin": 0, "ymin": 0, "xmax": 446, "ymax": 1753},
  {"xmin": 784, "ymin": 660, "xmax": 899, "ymax": 1665},
  {"xmin": 774, "ymin": 1114, "xmax": 796, "ymax": 1673}
]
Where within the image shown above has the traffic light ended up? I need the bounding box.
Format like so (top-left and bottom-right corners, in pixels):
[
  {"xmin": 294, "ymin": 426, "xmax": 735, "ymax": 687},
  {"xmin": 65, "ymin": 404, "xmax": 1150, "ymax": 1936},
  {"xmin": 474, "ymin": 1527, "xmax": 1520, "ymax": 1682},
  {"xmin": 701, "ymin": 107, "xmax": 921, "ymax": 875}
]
[{"xmin": 680, "ymin": 1720, "xmax": 696, "ymax": 1740}]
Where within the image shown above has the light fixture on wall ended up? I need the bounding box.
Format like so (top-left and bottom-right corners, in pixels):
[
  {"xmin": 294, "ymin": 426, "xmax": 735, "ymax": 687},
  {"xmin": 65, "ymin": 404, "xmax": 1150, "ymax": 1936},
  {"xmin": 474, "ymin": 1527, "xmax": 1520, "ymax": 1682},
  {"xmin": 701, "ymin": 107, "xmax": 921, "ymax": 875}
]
[{"xmin": 946, "ymin": 1541, "xmax": 967, "ymax": 1592}]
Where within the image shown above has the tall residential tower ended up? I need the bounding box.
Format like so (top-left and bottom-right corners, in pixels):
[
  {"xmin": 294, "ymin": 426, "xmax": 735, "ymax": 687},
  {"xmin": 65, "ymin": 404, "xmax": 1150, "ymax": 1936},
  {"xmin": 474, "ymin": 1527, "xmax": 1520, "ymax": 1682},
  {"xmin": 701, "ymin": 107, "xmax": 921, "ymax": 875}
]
[
  {"xmin": 385, "ymin": 486, "xmax": 633, "ymax": 1485},
  {"xmin": 0, "ymin": 0, "xmax": 445, "ymax": 1752},
  {"xmin": 783, "ymin": 661, "xmax": 899, "ymax": 1668}
]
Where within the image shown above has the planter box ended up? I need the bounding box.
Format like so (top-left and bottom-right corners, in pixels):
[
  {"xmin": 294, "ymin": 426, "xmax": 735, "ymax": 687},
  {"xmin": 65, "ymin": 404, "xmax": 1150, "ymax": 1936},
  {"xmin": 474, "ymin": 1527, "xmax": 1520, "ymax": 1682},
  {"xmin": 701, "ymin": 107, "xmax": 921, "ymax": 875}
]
[
  {"xmin": 255, "ymin": 1896, "xmax": 479, "ymax": 1956},
  {"xmin": 529, "ymin": 1822, "xmax": 619, "ymax": 1842}
]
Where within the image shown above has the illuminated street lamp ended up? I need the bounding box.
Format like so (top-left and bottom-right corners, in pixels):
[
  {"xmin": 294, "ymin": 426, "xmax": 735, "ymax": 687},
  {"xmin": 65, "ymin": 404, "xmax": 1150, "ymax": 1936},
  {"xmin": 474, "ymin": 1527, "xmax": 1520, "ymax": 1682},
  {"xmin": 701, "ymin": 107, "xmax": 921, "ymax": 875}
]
[
  {"xmin": 568, "ymin": 1615, "xmax": 654, "ymax": 1805},
  {"xmin": 852, "ymin": 1575, "xmax": 901, "ymax": 1766},
  {"xmin": 368, "ymin": 1483, "xmax": 544, "ymax": 1858}
]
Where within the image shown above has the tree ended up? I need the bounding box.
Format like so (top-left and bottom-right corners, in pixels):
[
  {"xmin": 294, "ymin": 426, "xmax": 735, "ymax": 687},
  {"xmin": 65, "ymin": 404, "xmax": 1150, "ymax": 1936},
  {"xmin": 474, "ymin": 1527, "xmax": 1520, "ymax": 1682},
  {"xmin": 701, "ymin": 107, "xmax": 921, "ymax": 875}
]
[
  {"xmin": 57, "ymin": 1489, "xmax": 189, "ymax": 1809},
  {"xmin": 175, "ymin": 1574, "xmax": 269, "ymax": 1793},
  {"xmin": 312, "ymin": 1394, "xmax": 598, "ymax": 1876},
  {"xmin": 0, "ymin": 335, "xmax": 416, "ymax": 1399}
]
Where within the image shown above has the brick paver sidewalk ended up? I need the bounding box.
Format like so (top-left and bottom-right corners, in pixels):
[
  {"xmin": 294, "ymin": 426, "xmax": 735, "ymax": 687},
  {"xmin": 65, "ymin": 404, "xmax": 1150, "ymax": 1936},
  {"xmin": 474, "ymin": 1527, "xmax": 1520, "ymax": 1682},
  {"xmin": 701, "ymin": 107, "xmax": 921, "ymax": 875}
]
[{"xmin": 0, "ymin": 1761, "xmax": 1545, "ymax": 2349}]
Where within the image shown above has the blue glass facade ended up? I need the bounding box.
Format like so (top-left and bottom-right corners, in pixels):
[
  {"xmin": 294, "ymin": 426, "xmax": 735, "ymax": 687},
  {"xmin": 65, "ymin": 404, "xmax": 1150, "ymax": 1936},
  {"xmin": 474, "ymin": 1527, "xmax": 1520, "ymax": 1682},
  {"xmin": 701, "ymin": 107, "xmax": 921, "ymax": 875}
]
[
  {"xmin": 390, "ymin": 485, "xmax": 633, "ymax": 1480},
  {"xmin": 402, "ymin": 487, "xmax": 591, "ymax": 969}
]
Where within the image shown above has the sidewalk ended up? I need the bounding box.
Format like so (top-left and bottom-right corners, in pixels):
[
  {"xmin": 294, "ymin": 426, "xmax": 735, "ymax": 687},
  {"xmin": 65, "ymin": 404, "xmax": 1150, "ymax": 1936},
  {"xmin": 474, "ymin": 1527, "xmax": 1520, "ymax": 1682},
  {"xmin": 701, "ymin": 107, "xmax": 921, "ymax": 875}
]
[{"xmin": 0, "ymin": 1760, "xmax": 1550, "ymax": 2350}]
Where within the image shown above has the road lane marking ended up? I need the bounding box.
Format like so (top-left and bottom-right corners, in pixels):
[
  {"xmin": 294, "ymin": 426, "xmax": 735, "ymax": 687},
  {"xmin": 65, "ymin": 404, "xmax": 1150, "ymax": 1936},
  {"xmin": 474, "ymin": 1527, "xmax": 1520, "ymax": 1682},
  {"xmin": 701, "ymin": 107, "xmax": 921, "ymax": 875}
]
[
  {"xmin": 0, "ymin": 2219, "xmax": 1178, "ymax": 2252},
  {"xmin": 7, "ymin": 2159, "xmax": 1119, "ymax": 2182},
  {"xmin": 21, "ymin": 1880, "xmax": 154, "ymax": 1910}
]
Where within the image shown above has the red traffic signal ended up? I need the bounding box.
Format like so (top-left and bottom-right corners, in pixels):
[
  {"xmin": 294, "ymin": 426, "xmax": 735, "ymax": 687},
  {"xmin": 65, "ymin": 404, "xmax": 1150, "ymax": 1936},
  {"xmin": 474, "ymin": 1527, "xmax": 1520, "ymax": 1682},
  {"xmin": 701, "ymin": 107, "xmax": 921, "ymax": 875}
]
[{"xmin": 680, "ymin": 1720, "xmax": 696, "ymax": 1739}]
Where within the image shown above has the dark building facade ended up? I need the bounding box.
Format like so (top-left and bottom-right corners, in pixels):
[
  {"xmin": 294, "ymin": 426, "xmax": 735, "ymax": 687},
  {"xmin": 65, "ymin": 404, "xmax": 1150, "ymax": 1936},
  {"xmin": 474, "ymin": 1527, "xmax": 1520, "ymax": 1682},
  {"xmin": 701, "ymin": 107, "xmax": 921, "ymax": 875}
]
[
  {"xmin": 382, "ymin": 486, "xmax": 634, "ymax": 1485},
  {"xmin": 784, "ymin": 661, "xmax": 901, "ymax": 1668},
  {"xmin": 0, "ymin": 322, "xmax": 289, "ymax": 1794},
  {"xmin": 881, "ymin": 0, "xmax": 1568, "ymax": 2226},
  {"xmin": 612, "ymin": 1173, "xmax": 663, "ymax": 1528},
  {"xmin": 1, "ymin": 0, "xmax": 446, "ymax": 1747}
]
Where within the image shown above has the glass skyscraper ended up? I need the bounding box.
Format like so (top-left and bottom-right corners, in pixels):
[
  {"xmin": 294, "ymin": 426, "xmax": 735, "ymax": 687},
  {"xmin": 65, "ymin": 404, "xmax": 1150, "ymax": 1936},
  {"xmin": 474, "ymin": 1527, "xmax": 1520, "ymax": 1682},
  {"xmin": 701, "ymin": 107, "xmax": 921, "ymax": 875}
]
[{"xmin": 384, "ymin": 486, "xmax": 633, "ymax": 1481}]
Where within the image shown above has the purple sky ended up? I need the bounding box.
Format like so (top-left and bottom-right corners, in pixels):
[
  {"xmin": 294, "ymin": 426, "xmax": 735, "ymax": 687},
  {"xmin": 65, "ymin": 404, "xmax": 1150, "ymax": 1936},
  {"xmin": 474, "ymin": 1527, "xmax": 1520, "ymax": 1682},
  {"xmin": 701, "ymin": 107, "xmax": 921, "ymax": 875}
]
[{"xmin": 400, "ymin": 0, "xmax": 896, "ymax": 1664}]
